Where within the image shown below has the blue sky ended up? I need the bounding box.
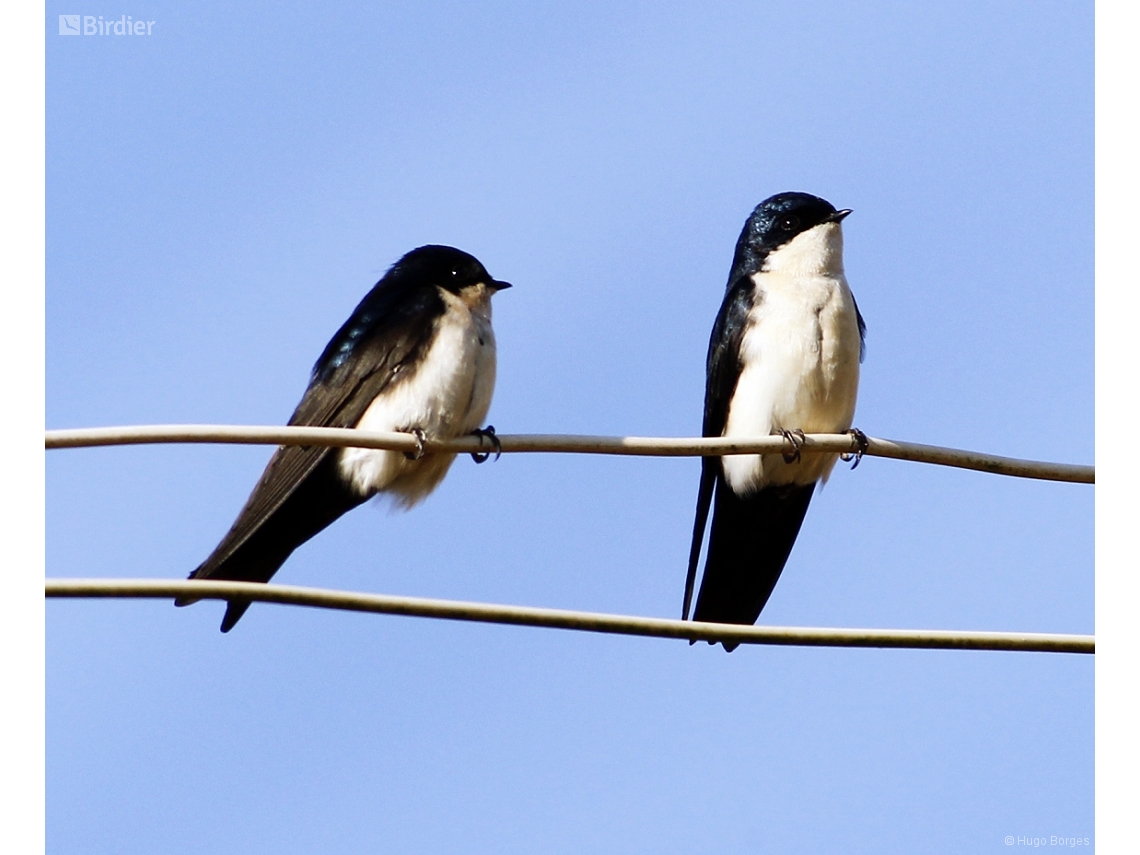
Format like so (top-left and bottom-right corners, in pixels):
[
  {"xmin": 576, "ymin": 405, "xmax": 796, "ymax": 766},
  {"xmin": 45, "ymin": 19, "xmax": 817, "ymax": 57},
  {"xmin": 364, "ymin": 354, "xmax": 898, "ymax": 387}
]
[{"xmin": 45, "ymin": 2, "xmax": 1093, "ymax": 852}]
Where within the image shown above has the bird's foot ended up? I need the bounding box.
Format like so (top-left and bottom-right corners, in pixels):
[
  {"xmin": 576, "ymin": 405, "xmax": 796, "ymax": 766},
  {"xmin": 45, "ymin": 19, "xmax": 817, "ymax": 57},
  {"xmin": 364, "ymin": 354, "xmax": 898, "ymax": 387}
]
[
  {"xmin": 470, "ymin": 425, "xmax": 502, "ymax": 464},
  {"xmin": 403, "ymin": 428, "xmax": 428, "ymax": 461},
  {"xmin": 780, "ymin": 429, "xmax": 807, "ymax": 463},
  {"xmin": 840, "ymin": 427, "xmax": 869, "ymax": 470}
]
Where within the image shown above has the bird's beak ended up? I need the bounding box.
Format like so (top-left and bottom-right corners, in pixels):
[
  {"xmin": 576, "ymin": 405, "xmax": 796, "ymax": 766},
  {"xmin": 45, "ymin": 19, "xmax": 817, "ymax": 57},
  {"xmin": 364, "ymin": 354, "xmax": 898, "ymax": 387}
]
[
  {"xmin": 825, "ymin": 209, "xmax": 853, "ymax": 223},
  {"xmin": 489, "ymin": 279, "xmax": 512, "ymax": 292}
]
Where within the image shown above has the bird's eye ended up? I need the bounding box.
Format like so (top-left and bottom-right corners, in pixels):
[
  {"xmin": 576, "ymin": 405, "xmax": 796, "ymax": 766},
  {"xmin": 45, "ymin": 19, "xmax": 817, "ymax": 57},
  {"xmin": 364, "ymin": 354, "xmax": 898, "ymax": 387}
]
[
  {"xmin": 780, "ymin": 215, "xmax": 799, "ymax": 231},
  {"xmin": 451, "ymin": 269, "xmax": 460, "ymax": 278}
]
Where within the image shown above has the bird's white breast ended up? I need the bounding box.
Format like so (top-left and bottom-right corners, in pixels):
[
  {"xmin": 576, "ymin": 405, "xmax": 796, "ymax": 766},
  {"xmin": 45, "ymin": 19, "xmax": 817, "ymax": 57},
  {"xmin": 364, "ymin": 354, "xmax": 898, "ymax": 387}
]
[
  {"xmin": 338, "ymin": 285, "xmax": 498, "ymax": 507},
  {"xmin": 721, "ymin": 222, "xmax": 861, "ymax": 494}
]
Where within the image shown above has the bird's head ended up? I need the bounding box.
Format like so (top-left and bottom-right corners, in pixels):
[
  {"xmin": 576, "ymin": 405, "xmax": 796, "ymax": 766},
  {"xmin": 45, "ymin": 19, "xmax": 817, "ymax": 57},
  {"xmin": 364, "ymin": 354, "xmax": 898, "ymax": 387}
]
[
  {"xmin": 731, "ymin": 192, "xmax": 851, "ymax": 279},
  {"xmin": 396, "ymin": 245, "xmax": 512, "ymax": 298}
]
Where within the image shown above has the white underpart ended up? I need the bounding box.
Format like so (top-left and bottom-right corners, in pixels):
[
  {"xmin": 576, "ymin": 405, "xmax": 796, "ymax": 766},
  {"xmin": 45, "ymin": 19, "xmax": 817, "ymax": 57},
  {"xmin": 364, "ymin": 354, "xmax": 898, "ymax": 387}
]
[
  {"xmin": 338, "ymin": 284, "xmax": 498, "ymax": 508},
  {"xmin": 721, "ymin": 221, "xmax": 862, "ymax": 495}
]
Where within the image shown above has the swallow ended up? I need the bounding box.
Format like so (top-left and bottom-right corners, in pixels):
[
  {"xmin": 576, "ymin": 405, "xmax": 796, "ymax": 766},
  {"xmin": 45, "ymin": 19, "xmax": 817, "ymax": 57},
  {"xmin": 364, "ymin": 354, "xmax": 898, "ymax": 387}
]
[
  {"xmin": 682, "ymin": 193, "xmax": 865, "ymax": 650},
  {"xmin": 177, "ymin": 245, "xmax": 511, "ymax": 631}
]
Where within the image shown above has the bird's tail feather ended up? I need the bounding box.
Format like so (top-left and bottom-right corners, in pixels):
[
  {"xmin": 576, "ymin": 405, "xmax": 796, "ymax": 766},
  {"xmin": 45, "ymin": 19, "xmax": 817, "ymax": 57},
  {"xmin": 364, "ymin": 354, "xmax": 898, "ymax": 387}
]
[
  {"xmin": 176, "ymin": 458, "xmax": 367, "ymax": 631},
  {"xmin": 692, "ymin": 479, "xmax": 815, "ymax": 651},
  {"xmin": 682, "ymin": 463, "xmax": 717, "ymax": 621}
]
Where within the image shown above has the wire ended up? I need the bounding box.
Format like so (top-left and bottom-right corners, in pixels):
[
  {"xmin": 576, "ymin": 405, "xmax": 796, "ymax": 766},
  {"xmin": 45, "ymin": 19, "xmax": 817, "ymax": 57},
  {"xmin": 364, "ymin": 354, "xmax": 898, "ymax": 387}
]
[
  {"xmin": 45, "ymin": 424, "xmax": 1094, "ymax": 484},
  {"xmin": 44, "ymin": 579, "xmax": 1094, "ymax": 654},
  {"xmin": 45, "ymin": 426, "xmax": 1092, "ymax": 649}
]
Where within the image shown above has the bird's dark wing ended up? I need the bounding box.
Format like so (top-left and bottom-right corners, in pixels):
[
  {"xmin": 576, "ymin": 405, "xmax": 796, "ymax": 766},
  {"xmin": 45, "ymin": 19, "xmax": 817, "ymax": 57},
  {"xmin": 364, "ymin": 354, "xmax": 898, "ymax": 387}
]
[
  {"xmin": 702, "ymin": 277, "xmax": 755, "ymax": 439},
  {"xmin": 853, "ymin": 292, "xmax": 867, "ymax": 363},
  {"xmin": 682, "ymin": 277, "xmax": 754, "ymax": 620},
  {"xmin": 186, "ymin": 283, "xmax": 446, "ymax": 590}
]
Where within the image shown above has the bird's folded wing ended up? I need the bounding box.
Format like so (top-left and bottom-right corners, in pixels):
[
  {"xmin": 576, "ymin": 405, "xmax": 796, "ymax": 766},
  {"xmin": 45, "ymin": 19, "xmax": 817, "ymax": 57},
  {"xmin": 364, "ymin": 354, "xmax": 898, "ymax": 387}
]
[
  {"xmin": 683, "ymin": 277, "xmax": 754, "ymax": 619},
  {"xmin": 195, "ymin": 288, "xmax": 444, "ymax": 574},
  {"xmin": 702, "ymin": 277, "xmax": 754, "ymax": 439}
]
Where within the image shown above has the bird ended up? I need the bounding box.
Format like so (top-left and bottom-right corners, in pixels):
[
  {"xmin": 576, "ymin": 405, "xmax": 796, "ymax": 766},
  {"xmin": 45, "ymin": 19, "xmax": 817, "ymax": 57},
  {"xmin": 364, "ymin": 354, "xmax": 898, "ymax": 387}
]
[
  {"xmin": 177, "ymin": 244, "xmax": 512, "ymax": 632},
  {"xmin": 682, "ymin": 192, "xmax": 865, "ymax": 650}
]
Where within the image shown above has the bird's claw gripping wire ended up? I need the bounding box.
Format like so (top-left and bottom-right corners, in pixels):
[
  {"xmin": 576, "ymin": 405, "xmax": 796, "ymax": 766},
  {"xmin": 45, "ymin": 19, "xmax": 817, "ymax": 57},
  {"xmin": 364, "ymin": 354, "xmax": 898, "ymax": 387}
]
[
  {"xmin": 840, "ymin": 427, "xmax": 869, "ymax": 469},
  {"xmin": 403, "ymin": 428, "xmax": 428, "ymax": 461},
  {"xmin": 780, "ymin": 429, "xmax": 807, "ymax": 463},
  {"xmin": 470, "ymin": 425, "xmax": 502, "ymax": 464}
]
